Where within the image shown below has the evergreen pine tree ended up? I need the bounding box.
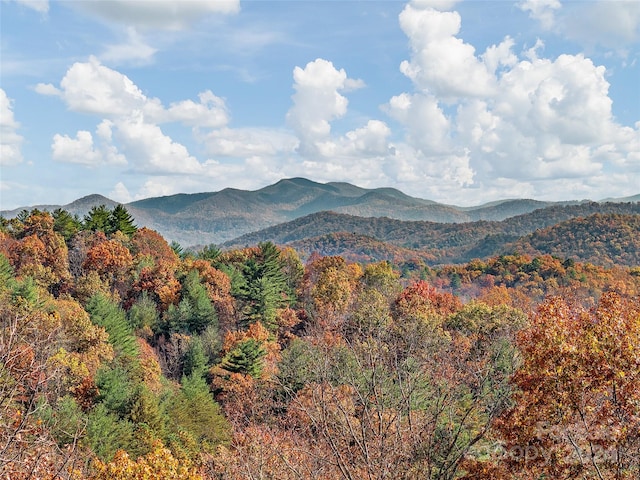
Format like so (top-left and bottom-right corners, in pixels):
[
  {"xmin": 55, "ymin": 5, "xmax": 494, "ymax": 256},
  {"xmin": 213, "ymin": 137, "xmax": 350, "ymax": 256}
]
[
  {"xmin": 219, "ymin": 338, "xmax": 266, "ymax": 378},
  {"xmin": 0, "ymin": 253, "xmax": 15, "ymax": 288},
  {"xmin": 182, "ymin": 337, "xmax": 208, "ymax": 378},
  {"xmin": 52, "ymin": 208, "xmax": 81, "ymax": 241},
  {"xmin": 84, "ymin": 205, "xmax": 111, "ymax": 232},
  {"xmin": 86, "ymin": 292, "xmax": 139, "ymax": 357},
  {"xmin": 238, "ymin": 242, "xmax": 291, "ymax": 331},
  {"xmin": 197, "ymin": 243, "xmax": 221, "ymax": 263},
  {"xmin": 165, "ymin": 270, "xmax": 218, "ymax": 335},
  {"xmin": 169, "ymin": 371, "xmax": 230, "ymax": 448},
  {"xmin": 108, "ymin": 204, "xmax": 137, "ymax": 236}
]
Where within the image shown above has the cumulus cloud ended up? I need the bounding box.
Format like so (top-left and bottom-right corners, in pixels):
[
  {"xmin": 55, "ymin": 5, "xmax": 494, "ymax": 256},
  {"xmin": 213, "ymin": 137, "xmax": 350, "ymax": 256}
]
[
  {"xmin": 519, "ymin": 0, "xmax": 561, "ymax": 30},
  {"xmin": 37, "ymin": 57, "xmax": 228, "ymax": 126},
  {"xmin": 109, "ymin": 182, "xmax": 133, "ymax": 203},
  {"xmin": 203, "ymin": 127, "xmax": 298, "ymax": 158},
  {"xmin": 113, "ymin": 113, "xmax": 203, "ymax": 174},
  {"xmin": 101, "ymin": 27, "xmax": 157, "ymax": 65},
  {"xmin": 36, "ymin": 56, "xmax": 151, "ymax": 117},
  {"xmin": 52, "ymin": 120, "xmax": 126, "ymax": 166},
  {"xmin": 71, "ymin": 0, "xmax": 239, "ymax": 31},
  {"xmin": 286, "ymin": 58, "xmax": 366, "ymax": 157},
  {"xmin": 37, "ymin": 57, "xmax": 234, "ymax": 175},
  {"xmin": 379, "ymin": 2, "xmax": 640, "ymax": 204},
  {"xmin": 287, "ymin": 59, "xmax": 350, "ymax": 145},
  {"xmin": 398, "ymin": 3, "xmax": 496, "ymax": 100},
  {"xmin": 165, "ymin": 91, "xmax": 229, "ymax": 128},
  {"xmin": 0, "ymin": 89, "xmax": 24, "ymax": 166},
  {"xmin": 521, "ymin": 0, "xmax": 640, "ymax": 52},
  {"xmin": 563, "ymin": 0, "xmax": 640, "ymax": 50}
]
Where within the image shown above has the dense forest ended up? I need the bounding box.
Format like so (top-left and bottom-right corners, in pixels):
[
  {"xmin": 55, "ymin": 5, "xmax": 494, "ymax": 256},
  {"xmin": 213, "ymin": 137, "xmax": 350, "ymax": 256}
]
[
  {"xmin": 1, "ymin": 206, "xmax": 639, "ymax": 479},
  {"xmin": 224, "ymin": 202, "xmax": 640, "ymax": 266}
]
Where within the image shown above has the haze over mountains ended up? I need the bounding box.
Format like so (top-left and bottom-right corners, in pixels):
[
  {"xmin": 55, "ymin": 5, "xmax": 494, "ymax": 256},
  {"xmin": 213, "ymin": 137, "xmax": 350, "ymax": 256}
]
[{"xmin": 2, "ymin": 178, "xmax": 639, "ymax": 260}]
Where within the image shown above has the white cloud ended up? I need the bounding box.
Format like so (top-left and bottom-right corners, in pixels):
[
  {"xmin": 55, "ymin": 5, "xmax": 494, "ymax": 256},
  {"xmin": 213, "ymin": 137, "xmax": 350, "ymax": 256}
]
[
  {"xmin": 51, "ymin": 121, "xmax": 126, "ymax": 166},
  {"xmin": 34, "ymin": 82, "xmax": 61, "ymax": 96},
  {"xmin": 52, "ymin": 131, "xmax": 100, "ymax": 166},
  {"xmin": 203, "ymin": 127, "xmax": 297, "ymax": 158},
  {"xmin": 341, "ymin": 120, "xmax": 392, "ymax": 157},
  {"xmin": 521, "ymin": 1, "xmax": 640, "ymax": 53},
  {"xmin": 113, "ymin": 112, "xmax": 202, "ymax": 174},
  {"xmin": 166, "ymin": 91, "xmax": 229, "ymax": 128},
  {"xmin": 398, "ymin": 4, "xmax": 496, "ymax": 100},
  {"xmin": 286, "ymin": 58, "xmax": 364, "ymax": 157},
  {"xmin": 10, "ymin": 0, "xmax": 48, "ymax": 13},
  {"xmin": 481, "ymin": 37, "xmax": 518, "ymax": 75},
  {"xmin": 71, "ymin": 0, "xmax": 240, "ymax": 31},
  {"xmin": 519, "ymin": 0, "xmax": 561, "ymax": 30},
  {"xmin": 563, "ymin": 0, "xmax": 640, "ymax": 50},
  {"xmin": 37, "ymin": 57, "xmax": 236, "ymax": 176},
  {"xmin": 41, "ymin": 56, "xmax": 151, "ymax": 117},
  {"xmin": 386, "ymin": 92, "xmax": 451, "ymax": 154},
  {"xmin": 38, "ymin": 57, "xmax": 228, "ymax": 126},
  {"xmin": 410, "ymin": 0, "xmax": 461, "ymax": 11},
  {"xmin": 101, "ymin": 27, "xmax": 158, "ymax": 65},
  {"xmin": 377, "ymin": 1, "xmax": 640, "ymax": 204},
  {"xmin": 0, "ymin": 89, "xmax": 24, "ymax": 166},
  {"xmin": 109, "ymin": 182, "xmax": 133, "ymax": 203}
]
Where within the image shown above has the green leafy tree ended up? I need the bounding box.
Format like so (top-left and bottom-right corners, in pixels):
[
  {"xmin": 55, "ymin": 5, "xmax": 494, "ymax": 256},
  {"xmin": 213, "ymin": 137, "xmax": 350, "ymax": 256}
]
[
  {"xmin": 86, "ymin": 292, "xmax": 139, "ymax": 358},
  {"xmin": 219, "ymin": 338, "xmax": 266, "ymax": 378},
  {"xmin": 182, "ymin": 337, "xmax": 208, "ymax": 378},
  {"xmin": 52, "ymin": 208, "xmax": 81, "ymax": 241},
  {"xmin": 169, "ymin": 240, "xmax": 183, "ymax": 258},
  {"xmin": 127, "ymin": 292, "xmax": 159, "ymax": 332},
  {"xmin": 86, "ymin": 403, "xmax": 135, "ymax": 461},
  {"xmin": 95, "ymin": 363, "xmax": 137, "ymax": 418},
  {"xmin": 0, "ymin": 253, "xmax": 15, "ymax": 287},
  {"xmin": 84, "ymin": 205, "xmax": 111, "ymax": 233},
  {"xmin": 165, "ymin": 270, "xmax": 218, "ymax": 334},
  {"xmin": 238, "ymin": 242, "xmax": 291, "ymax": 331},
  {"xmin": 108, "ymin": 204, "xmax": 137, "ymax": 236},
  {"xmin": 168, "ymin": 372, "xmax": 230, "ymax": 451},
  {"xmin": 197, "ymin": 243, "xmax": 221, "ymax": 263}
]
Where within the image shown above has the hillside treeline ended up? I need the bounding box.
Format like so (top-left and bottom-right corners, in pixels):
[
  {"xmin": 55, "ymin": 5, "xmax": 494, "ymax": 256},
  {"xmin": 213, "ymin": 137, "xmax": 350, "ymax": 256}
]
[
  {"xmin": 1, "ymin": 207, "xmax": 639, "ymax": 479},
  {"xmin": 226, "ymin": 202, "xmax": 640, "ymax": 266}
]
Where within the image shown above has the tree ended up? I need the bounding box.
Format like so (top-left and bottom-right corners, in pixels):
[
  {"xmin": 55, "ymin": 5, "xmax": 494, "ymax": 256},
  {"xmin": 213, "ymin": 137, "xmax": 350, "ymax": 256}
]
[
  {"xmin": 108, "ymin": 204, "xmax": 137, "ymax": 237},
  {"xmin": 84, "ymin": 205, "xmax": 111, "ymax": 233},
  {"xmin": 486, "ymin": 292, "xmax": 640, "ymax": 480},
  {"xmin": 165, "ymin": 270, "xmax": 218, "ymax": 335},
  {"xmin": 90, "ymin": 440, "xmax": 204, "ymax": 480},
  {"xmin": 0, "ymin": 268, "xmax": 86, "ymax": 478},
  {"xmin": 197, "ymin": 243, "xmax": 221, "ymax": 263},
  {"xmin": 168, "ymin": 371, "xmax": 230, "ymax": 452},
  {"xmin": 6, "ymin": 210, "xmax": 71, "ymax": 293},
  {"xmin": 237, "ymin": 242, "xmax": 292, "ymax": 332},
  {"xmin": 301, "ymin": 255, "xmax": 362, "ymax": 331},
  {"xmin": 83, "ymin": 238, "xmax": 133, "ymax": 286},
  {"xmin": 219, "ymin": 338, "xmax": 266, "ymax": 378},
  {"xmin": 52, "ymin": 208, "xmax": 81, "ymax": 241},
  {"xmin": 86, "ymin": 293, "xmax": 138, "ymax": 358}
]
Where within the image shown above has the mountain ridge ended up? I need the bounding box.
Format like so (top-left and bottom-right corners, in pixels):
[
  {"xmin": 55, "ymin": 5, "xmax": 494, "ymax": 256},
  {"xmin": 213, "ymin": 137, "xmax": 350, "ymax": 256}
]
[
  {"xmin": 1, "ymin": 177, "xmax": 638, "ymax": 247},
  {"xmin": 223, "ymin": 202, "xmax": 640, "ymax": 266}
]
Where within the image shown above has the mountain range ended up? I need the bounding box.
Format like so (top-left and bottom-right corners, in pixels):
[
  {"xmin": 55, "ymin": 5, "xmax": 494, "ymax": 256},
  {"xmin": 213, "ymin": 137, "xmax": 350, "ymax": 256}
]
[{"xmin": 2, "ymin": 178, "xmax": 639, "ymax": 266}]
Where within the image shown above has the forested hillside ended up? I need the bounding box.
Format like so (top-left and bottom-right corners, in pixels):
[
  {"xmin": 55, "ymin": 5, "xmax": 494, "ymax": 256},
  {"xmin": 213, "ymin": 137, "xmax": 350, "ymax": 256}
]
[
  {"xmin": 5, "ymin": 178, "xmax": 633, "ymax": 246},
  {"xmin": 1, "ymin": 206, "xmax": 639, "ymax": 479},
  {"xmin": 226, "ymin": 202, "xmax": 640, "ymax": 266},
  {"xmin": 507, "ymin": 213, "xmax": 640, "ymax": 267}
]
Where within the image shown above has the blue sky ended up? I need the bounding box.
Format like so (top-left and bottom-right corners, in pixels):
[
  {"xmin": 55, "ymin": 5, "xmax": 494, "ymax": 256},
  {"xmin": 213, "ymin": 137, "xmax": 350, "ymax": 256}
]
[{"xmin": 1, "ymin": 0, "xmax": 639, "ymax": 210}]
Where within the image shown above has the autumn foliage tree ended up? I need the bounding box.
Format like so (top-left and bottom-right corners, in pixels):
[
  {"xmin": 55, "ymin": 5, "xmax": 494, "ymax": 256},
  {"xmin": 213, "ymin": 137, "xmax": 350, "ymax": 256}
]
[{"xmin": 484, "ymin": 292, "xmax": 640, "ymax": 480}]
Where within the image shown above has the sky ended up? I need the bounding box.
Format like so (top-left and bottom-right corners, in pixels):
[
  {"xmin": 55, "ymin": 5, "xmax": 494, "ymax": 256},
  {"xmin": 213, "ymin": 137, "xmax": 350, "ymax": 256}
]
[{"xmin": 1, "ymin": 0, "xmax": 639, "ymax": 210}]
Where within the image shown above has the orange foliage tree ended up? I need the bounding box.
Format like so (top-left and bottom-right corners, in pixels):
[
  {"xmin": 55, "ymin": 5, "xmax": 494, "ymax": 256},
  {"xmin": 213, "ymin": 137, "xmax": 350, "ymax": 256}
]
[{"xmin": 486, "ymin": 292, "xmax": 640, "ymax": 479}]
